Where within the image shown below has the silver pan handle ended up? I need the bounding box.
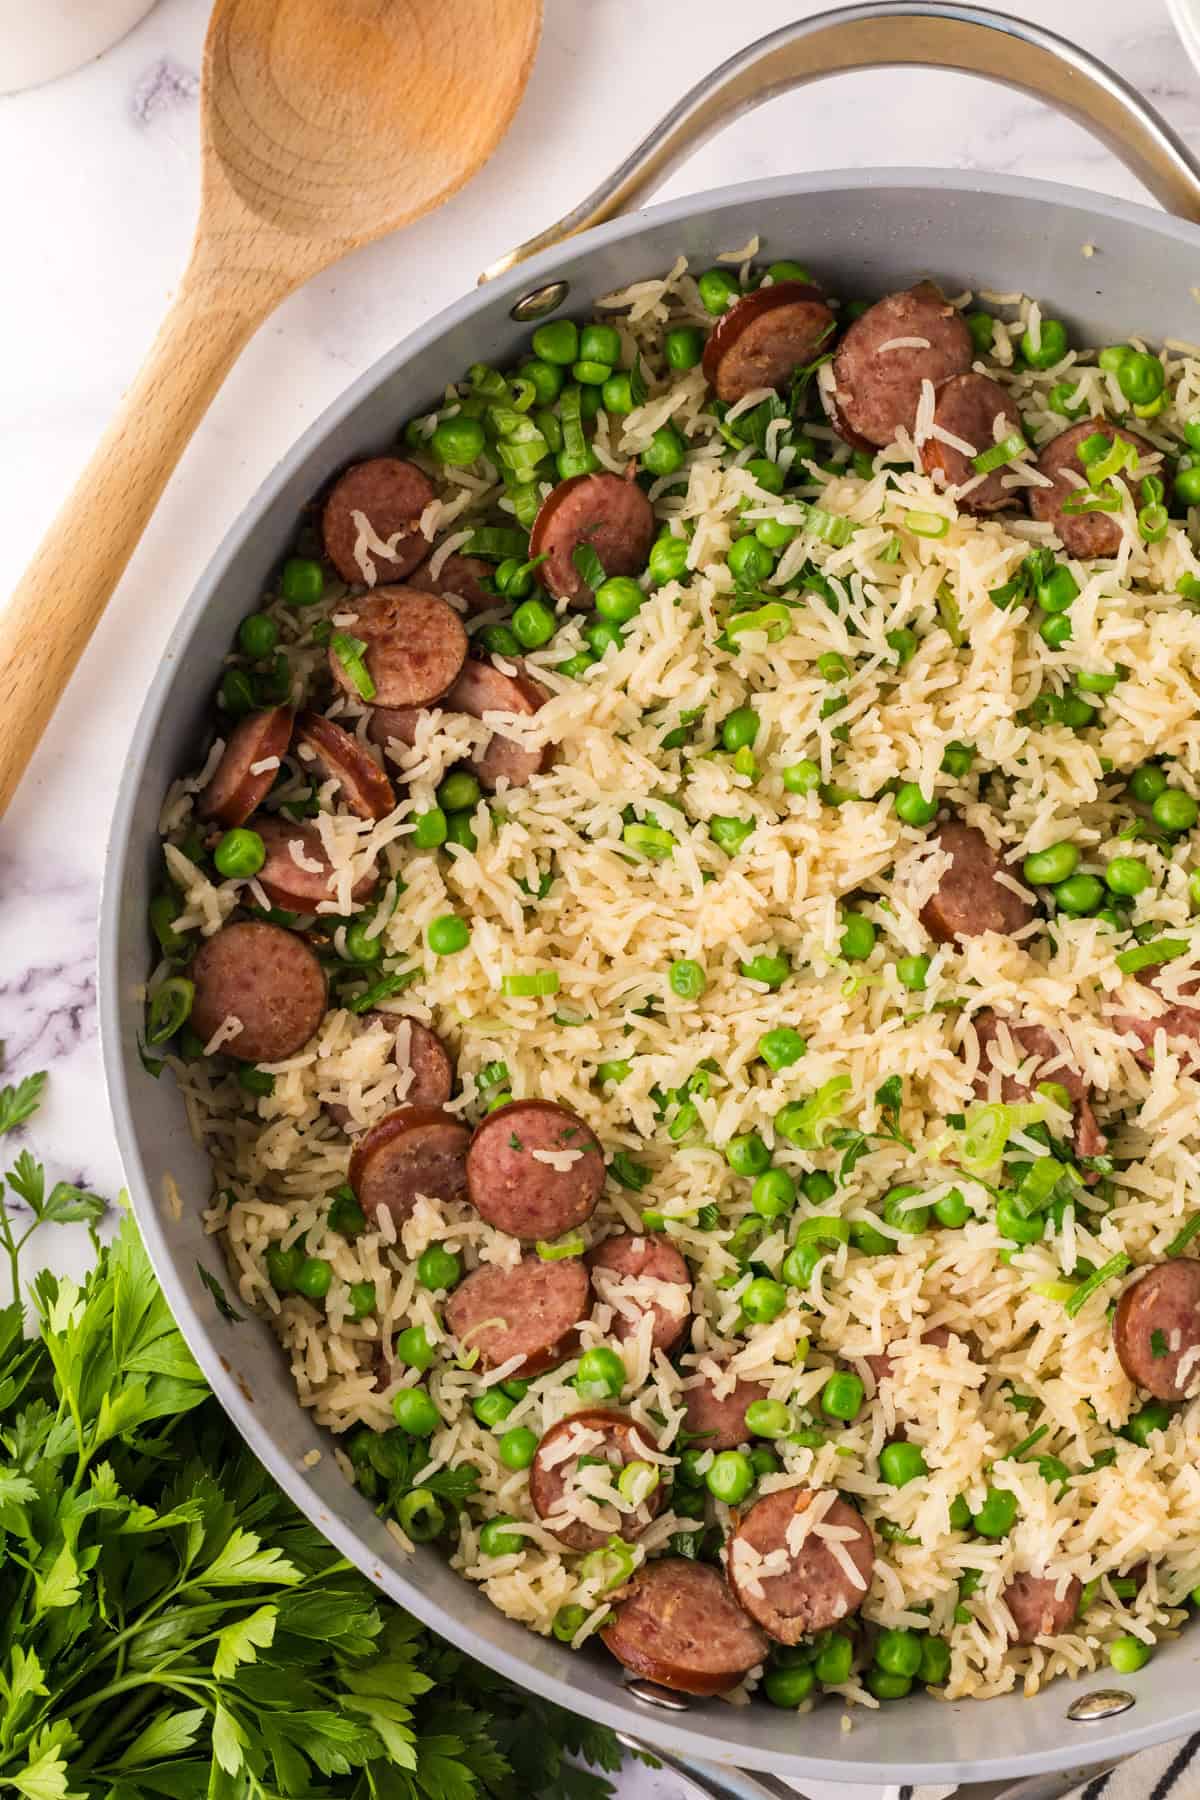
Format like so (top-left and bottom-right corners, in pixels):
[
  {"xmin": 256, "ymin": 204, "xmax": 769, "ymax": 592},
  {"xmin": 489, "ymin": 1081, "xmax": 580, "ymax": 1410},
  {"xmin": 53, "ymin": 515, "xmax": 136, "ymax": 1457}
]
[{"xmin": 480, "ymin": 0, "xmax": 1200, "ymax": 282}]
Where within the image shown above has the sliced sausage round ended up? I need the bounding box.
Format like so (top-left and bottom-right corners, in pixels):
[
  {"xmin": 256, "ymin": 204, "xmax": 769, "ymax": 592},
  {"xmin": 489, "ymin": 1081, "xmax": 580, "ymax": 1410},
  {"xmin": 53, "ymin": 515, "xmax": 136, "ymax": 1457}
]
[
  {"xmin": 251, "ymin": 815, "xmax": 377, "ymax": 912},
  {"xmin": 366, "ymin": 705, "xmax": 424, "ymax": 757},
  {"xmin": 410, "ymin": 550, "xmax": 496, "ymax": 614},
  {"xmin": 199, "ymin": 706, "xmax": 294, "ymax": 828},
  {"xmin": 321, "ymin": 457, "xmax": 435, "ymax": 585},
  {"xmin": 829, "ymin": 283, "xmax": 972, "ymax": 448},
  {"xmin": 587, "ymin": 1233, "xmax": 692, "ymax": 1353},
  {"xmin": 726, "ymin": 1488, "xmax": 875, "ymax": 1644},
  {"xmin": 295, "ymin": 712, "xmax": 395, "ymax": 821},
  {"xmin": 919, "ymin": 822, "xmax": 1035, "ymax": 943},
  {"xmin": 1113, "ymin": 1261, "xmax": 1200, "ymax": 1400},
  {"xmin": 326, "ymin": 1017, "xmax": 454, "ymax": 1130},
  {"xmin": 444, "ymin": 658, "xmax": 551, "ymax": 790},
  {"xmin": 466, "ymin": 1100, "xmax": 604, "ymax": 1241},
  {"xmin": 863, "ymin": 1324, "xmax": 952, "ymax": 1389},
  {"xmin": 1028, "ymin": 419, "xmax": 1165, "ymax": 560},
  {"xmin": 348, "ymin": 1105, "xmax": 470, "ymax": 1227},
  {"xmin": 530, "ymin": 472, "xmax": 655, "ymax": 607},
  {"xmin": 919, "ymin": 373, "xmax": 1024, "ymax": 513},
  {"xmin": 969, "ymin": 1010, "xmax": 1105, "ymax": 1162},
  {"xmin": 529, "ymin": 1408, "xmax": 665, "ymax": 1551},
  {"xmin": 600, "ymin": 1559, "xmax": 769, "ymax": 1696},
  {"xmin": 681, "ymin": 1370, "xmax": 769, "ymax": 1451},
  {"xmin": 189, "ymin": 920, "xmax": 326, "ymax": 1062},
  {"xmin": 1004, "ymin": 1572, "xmax": 1083, "ymax": 1644},
  {"xmin": 444, "ymin": 1254, "xmax": 590, "ymax": 1375},
  {"xmin": 329, "ymin": 587, "xmax": 468, "ymax": 709},
  {"xmin": 701, "ymin": 281, "xmax": 836, "ymax": 405}
]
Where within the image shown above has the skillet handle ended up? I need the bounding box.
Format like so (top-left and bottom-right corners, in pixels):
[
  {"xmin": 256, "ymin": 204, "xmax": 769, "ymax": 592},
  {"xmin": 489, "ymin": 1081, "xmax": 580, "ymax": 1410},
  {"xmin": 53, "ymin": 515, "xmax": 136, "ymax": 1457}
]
[{"xmin": 480, "ymin": 0, "xmax": 1200, "ymax": 281}]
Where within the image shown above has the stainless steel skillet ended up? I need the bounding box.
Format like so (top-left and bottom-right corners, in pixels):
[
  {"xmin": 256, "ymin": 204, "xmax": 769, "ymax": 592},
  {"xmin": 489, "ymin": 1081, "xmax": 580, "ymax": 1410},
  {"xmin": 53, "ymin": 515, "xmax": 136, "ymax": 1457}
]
[{"xmin": 100, "ymin": 4, "xmax": 1200, "ymax": 1792}]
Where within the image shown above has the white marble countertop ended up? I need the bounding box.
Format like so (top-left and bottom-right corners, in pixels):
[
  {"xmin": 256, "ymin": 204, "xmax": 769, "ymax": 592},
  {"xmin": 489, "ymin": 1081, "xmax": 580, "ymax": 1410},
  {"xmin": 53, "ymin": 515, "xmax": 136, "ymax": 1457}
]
[{"xmin": 3, "ymin": 1, "xmax": 1200, "ymax": 1794}]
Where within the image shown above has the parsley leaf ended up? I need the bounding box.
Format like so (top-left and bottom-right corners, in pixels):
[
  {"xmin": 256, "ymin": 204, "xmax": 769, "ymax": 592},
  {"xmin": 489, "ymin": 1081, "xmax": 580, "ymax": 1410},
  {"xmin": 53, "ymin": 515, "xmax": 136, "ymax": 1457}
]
[{"xmin": 0, "ymin": 1069, "xmax": 46, "ymax": 1136}]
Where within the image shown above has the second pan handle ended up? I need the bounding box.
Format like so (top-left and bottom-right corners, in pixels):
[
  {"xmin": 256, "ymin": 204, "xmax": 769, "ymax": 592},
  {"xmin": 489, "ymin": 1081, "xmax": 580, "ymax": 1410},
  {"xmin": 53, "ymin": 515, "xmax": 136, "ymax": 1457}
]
[{"xmin": 481, "ymin": 0, "xmax": 1200, "ymax": 282}]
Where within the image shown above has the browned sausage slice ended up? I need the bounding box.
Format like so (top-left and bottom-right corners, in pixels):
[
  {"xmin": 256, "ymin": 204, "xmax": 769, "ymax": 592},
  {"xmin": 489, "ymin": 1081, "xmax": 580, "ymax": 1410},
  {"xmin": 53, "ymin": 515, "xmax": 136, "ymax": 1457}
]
[
  {"xmin": 919, "ymin": 822, "xmax": 1035, "ymax": 943},
  {"xmin": 829, "ymin": 284, "xmax": 972, "ymax": 448},
  {"xmin": 701, "ymin": 281, "xmax": 836, "ymax": 404},
  {"xmin": 529, "ymin": 1408, "xmax": 665, "ymax": 1550},
  {"xmin": 530, "ymin": 472, "xmax": 655, "ymax": 607},
  {"xmin": 587, "ymin": 1233, "xmax": 692, "ymax": 1353},
  {"xmin": 1004, "ymin": 1572, "xmax": 1083, "ymax": 1644},
  {"xmin": 443, "ymin": 659, "xmax": 552, "ymax": 790},
  {"xmin": 863, "ymin": 1325, "xmax": 952, "ymax": 1388},
  {"xmin": 920, "ymin": 373, "xmax": 1024, "ymax": 513},
  {"xmin": 199, "ymin": 706, "xmax": 294, "ymax": 827},
  {"xmin": 969, "ymin": 1011, "xmax": 1105, "ymax": 1163},
  {"xmin": 726, "ymin": 1488, "xmax": 875, "ymax": 1643},
  {"xmin": 410, "ymin": 550, "xmax": 496, "ymax": 614},
  {"xmin": 326, "ymin": 1017, "xmax": 454, "ymax": 1130},
  {"xmin": 251, "ymin": 815, "xmax": 378, "ymax": 912},
  {"xmin": 444, "ymin": 1254, "xmax": 590, "ymax": 1375},
  {"xmin": 600, "ymin": 1559, "xmax": 769, "ymax": 1695},
  {"xmin": 466, "ymin": 1100, "xmax": 604, "ymax": 1241},
  {"xmin": 1028, "ymin": 419, "xmax": 1166, "ymax": 560},
  {"xmin": 295, "ymin": 712, "xmax": 395, "ymax": 821},
  {"xmin": 365, "ymin": 705, "xmax": 424, "ymax": 757},
  {"xmin": 681, "ymin": 1370, "xmax": 768, "ymax": 1450},
  {"xmin": 190, "ymin": 920, "xmax": 326, "ymax": 1062},
  {"xmin": 1113, "ymin": 1261, "xmax": 1200, "ymax": 1400},
  {"xmin": 1115, "ymin": 994, "xmax": 1200, "ymax": 1066},
  {"xmin": 329, "ymin": 586, "xmax": 468, "ymax": 709},
  {"xmin": 322, "ymin": 457, "xmax": 435, "ymax": 585},
  {"xmin": 348, "ymin": 1105, "xmax": 470, "ymax": 1228}
]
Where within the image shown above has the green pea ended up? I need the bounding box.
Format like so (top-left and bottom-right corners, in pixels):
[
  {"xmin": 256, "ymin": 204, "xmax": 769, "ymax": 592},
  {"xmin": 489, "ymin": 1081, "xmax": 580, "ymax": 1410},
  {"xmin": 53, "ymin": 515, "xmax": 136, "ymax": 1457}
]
[
  {"xmin": 445, "ymin": 812, "xmax": 477, "ymax": 852},
  {"xmin": 1054, "ymin": 873, "xmax": 1105, "ymax": 915},
  {"xmin": 601, "ymin": 372, "xmax": 634, "ymax": 415},
  {"xmin": 519, "ymin": 358, "xmax": 564, "ymax": 404},
  {"xmin": 1023, "ymin": 842, "xmax": 1079, "ymax": 886},
  {"xmin": 1116, "ymin": 351, "xmax": 1165, "ymax": 407},
  {"xmin": 751, "ymin": 1168, "xmax": 796, "ymax": 1220},
  {"xmin": 841, "ymin": 913, "xmax": 876, "ymax": 961},
  {"xmin": 1105, "ymin": 855, "xmax": 1151, "ymax": 895},
  {"xmin": 1109, "ymin": 1636, "xmax": 1152, "ymax": 1673},
  {"xmin": 266, "ymin": 1244, "xmax": 303, "ymax": 1293},
  {"xmin": 327, "ymin": 1188, "xmax": 365, "ymax": 1237},
  {"xmin": 1191, "ymin": 869, "xmax": 1200, "ymax": 910},
  {"xmin": 897, "ymin": 954, "xmax": 930, "ymax": 992},
  {"xmin": 765, "ymin": 260, "xmax": 812, "ymax": 283},
  {"xmin": 1058, "ymin": 694, "xmax": 1094, "ymax": 729},
  {"xmin": 1153, "ymin": 788, "xmax": 1199, "ymax": 833},
  {"xmin": 755, "ymin": 517, "xmax": 795, "ymax": 550},
  {"xmin": 745, "ymin": 1399, "xmax": 792, "ymax": 1438},
  {"xmin": 744, "ymin": 456, "xmax": 786, "ymax": 495},
  {"xmin": 1076, "ymin": 668, "xmax": 1121, "ymax": 694},
  {"xmin": 648, "ymin": 533, "xmax": 689, "ymax": 583},
  {"xmin": 584, "ymin": 617, "xmax": 624, "ymax": 657},
  {"xmin": 1037, "ymin": 566, "xmax": 1079, "ymax": 613},
  {"xmin": 237, "ymin": 612, "xmax": 279, "ymax": 658},
  {"xmin": 392, "ymin": 1387, "xmax": 441, "ymax": 1437},
  {"xmin": 1040, "ymin": 614, "xmax": 1073, "ymax": 649},
  {"xmin": 850, "ymin": 1219, "xmax": 893, "ymax": 1256},
  {"xmin": 764, "ymin": 1664, "xmax": 815, "ymax": 1708},
  {"xmin": 219, "ymin": 668, "xmax": 256, "ymax": 716},
  {"xmin": 803, "ymin": 1172, "xmax": 836, "ymax": 1204},
  {"xmin": 669, "ymin": 958, "xmax": 707, "ymax": 999},
  {"xmin": 642, "ymin": 425, "xmax": 686, "ymax": 477},
  {"xmin": 213, "ymin": 828, "xmax": 266, "ymax": 880},
  {"xmin": 416, "ymin": 1246, "xmax": 462, "ymax": 1291},
  {"xmin": 665, "ymin": 325, "xmax": 704, "ymax": 369},
  {"xmin": 478, "ymin": 1515, "xmax": 524, "ymax": 1556},
  {"xmin": 572, "ymin": 358, "xmax": 612, "ymax": 387},
  {"xmin": 918, "ymin": 1637, "xmax": 952, "ymax": 1685},
  {"xmin": 894, "ymin": 782, "xmax": 937, "ymax": 827},
  {"xmin": 396, "ymin": 1325, "xmax": 434, "ymax": 1370},
  {"xmin": 280, "ymin": 556, "xmax": 324, "ymax": 606},
  {"xmin": 579, "ymin": 322, "xmax": 621, "ymax": 365},
  {"xmin": 706, "ymin": 1449, "xmax": 755, "ymax": 1504},
  {"xmin": 815, "ymin": 1633, "xmax": 854, "ymax": 1685},
  {"xmin": 1129, "ymin": 763, "xmax": 1168, "ymax": 805},
  {"xmin": 437, "ymin": 770, "xmax": 482, "ymax": 813},
  {"xmin": 940, "ymin": 740, "xmax": 974, "ymax": 778},
  {"xmin": 782, "ymin": 760, "xmax": 821, "ymax": 795},
  {"xmin": 741, "ymin": 952, "xmax": 790, "ymax": 989},
  {"xmin": 727, "ymin": 534, "xmax": 775, "ymax": 585},
  {"xmin": 552, "ymin": 1603, "xmax": 588, "ymax": 1643},
  {"xmin": 597, "ymin": 1059, "xmax": 631, "ymax": 1085},
  {"xmin": 866, "ymin": 1668, "xmax": 912, "ymax": 1701},
  {"xmin": 821, "ymin": 1371, "xmax": 864, "ymax": 1421},
  {"xmin": 480, "ymin": 623, "xmax": 523, "ymax": 658},
  {"xmin": 758, "ymin": 1027, "xmax": 807, "ymax": 1068},
  {"xmin": 882, "ymin": 1184, "xmax": 930, "ymax": 1236},
  {"xmin": 497, "ymin": 1427, "xmax": 538, "ymax": 1471},
  {"xmin": 972, "ymin": 1485, "xmax": 1018, "ymax": 1537},
  {"xmin": 966, "ymin": 312, "xmax": 994, "ymax": 354},
  {"xmin": 473, "ymin": 1389, "xmax": 516, "ymax": 1428},
  {"xmin": 782, "ymin": 1242, "xmax": 824, "ymax": 1288},
  {"xmin": 511, "ymin": 597, "xmax": 558, "ymax": 648},
  {"xmin": 595, "ymin": 577, "xmax": 645, "ymax": 624},
  {"xmin": 1021, "ymin": 319, "xmax": 1068, "ymax": 369},
  {"xmin": 996, "ymin": 1195, "xmax": 1044, "ymax": 1243},
  {"xmin": 348, "ymin": 1280, "xmax": 376, "ymax": 1319},
  {"xmin": 431, "ymin": 417, "xmax": 486, "ymax": 466},
  {"xmin": 875, "ymin": 1628, "xmax": 923, "ymax": 1678},
  {"xmin": 1123, "ymin": 1400, "xmax": 1172, "ymax": 1445},
  {"xmin": 880, "ymin": 1442, "xmax": 928, "ymax": 1487},
  {"xmin": 1176, "ymin": 464, "xmax": 1200, "ymax": 508},
  {"xmin": 888, "ymin": 626, "xmax": 918, "ymax": 665},
  {"xmin": 575, "ymin": 1345, "xmax": 625, "ymax": 1400},
  {"xmin": 721, "ymin": 705, "xmax": 759, "ymax": 751},
  {"xmin": 531, "ymin": 319, "xmax": 579, "ymax": 365},
  {"xmin": 1047, "ymin": 381, "xmax": 1086, "ymax": 419},
  {"xmin": 698, "ymin": 268, "xmax": 740, "ymax": 314},
  {"xmin": 935, "ymin": 1187, "xmax": 970, "ymax": 1228},
  {"xmin": 727, "ymin": 1132, "xmax": 770, "ymax": 1177},
  {"xmin": 742, "ymin": 1277, "xmax": 787, "ymax": 1324},
  {"xmin": 427, "ymin": 915, "xmax": 470, "ymax": 956},
  {"xmin": 412, "ymin": 807, "xmax": 448, "ymax": 849}
]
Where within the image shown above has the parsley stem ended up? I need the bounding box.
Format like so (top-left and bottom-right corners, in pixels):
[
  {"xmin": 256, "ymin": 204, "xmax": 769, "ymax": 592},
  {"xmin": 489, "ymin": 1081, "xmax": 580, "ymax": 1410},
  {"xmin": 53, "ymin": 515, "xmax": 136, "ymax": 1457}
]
[{"xmin": 73, "ymin": 1689, "xmax": 159, "ymax": 1772}]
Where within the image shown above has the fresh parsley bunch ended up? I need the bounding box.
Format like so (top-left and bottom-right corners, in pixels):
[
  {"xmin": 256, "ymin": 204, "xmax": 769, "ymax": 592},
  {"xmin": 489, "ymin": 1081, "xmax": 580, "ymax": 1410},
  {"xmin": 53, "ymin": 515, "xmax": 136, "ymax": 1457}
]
[{"xmin": 0, "ymin": 1070, "xmax": 626, "ymax": 1800}]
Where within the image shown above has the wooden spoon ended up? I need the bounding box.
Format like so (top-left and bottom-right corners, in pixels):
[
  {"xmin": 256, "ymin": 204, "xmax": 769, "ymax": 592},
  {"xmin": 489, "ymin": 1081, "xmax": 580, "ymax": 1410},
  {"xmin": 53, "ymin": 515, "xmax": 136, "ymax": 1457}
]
[{"xmin": 0, "ymin": 0, "xmax": 540, "ymax": 815}]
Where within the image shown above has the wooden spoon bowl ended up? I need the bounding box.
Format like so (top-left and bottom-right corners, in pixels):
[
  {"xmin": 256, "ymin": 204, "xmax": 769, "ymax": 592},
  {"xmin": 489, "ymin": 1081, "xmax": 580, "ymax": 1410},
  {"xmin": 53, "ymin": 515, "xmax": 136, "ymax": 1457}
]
[{"xmin": 0, "ymin": 0, "xmax": 540, "ymax": 815}]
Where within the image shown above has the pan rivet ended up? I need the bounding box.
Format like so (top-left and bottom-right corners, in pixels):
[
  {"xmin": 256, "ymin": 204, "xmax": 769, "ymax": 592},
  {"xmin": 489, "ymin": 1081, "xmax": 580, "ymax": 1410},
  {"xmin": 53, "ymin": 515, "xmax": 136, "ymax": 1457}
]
[
  {"xmin": 625, "ymin": 1677, "xmax": 690, "ymax": 1711},
  {"xmin": 510, "ymin": 281, "xmax": 569, "ymax": 322},
  {"xmin": 1067, "ymin": 1689, "xmax": 1135, "ymax": 1722}
]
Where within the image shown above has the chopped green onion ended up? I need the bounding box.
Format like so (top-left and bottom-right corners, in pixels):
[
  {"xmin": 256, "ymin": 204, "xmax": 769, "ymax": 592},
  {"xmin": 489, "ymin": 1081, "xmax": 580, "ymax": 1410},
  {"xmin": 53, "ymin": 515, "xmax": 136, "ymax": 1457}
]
[
  {"xmin": 146, "ymin": 976, "xmax": 195, "ymax": 1046},
  {"xmin": 559, "ymin": 384, "xmax": 588, "ymax": 462},
  {"xmin": 806, "ymin": 506, "xmax": 856, "ymax": 547},
  {"xmin": 1166, "ymin": 1213, "xmax": 1200, "ymax": 1256},
  {"xmin": 726, "ymin": 602, "xmax": 792, "ymax": 642},
  {"xmin": 467, "ymin": 362, "xmax": 509, "ymax": 399},
  {"xmin": 622, "ymin": 823, "xmax": 675, "ymax": 860},
  {"xmin": 536, "ymin": 1234, "xmax": 586, "ymax": 1260},
  {"xmin": 465, "ymin": 526, "xmax": 530, "ymax": 561},
  {"xmin": 1064, "ymin": 1252, "xmax": 1131, "ymax": 1318},
  {"xmin": 904, "ymin": 511, "xmax": 950, "ymax": 539},
  {"xmin": 972, "ymin": 432, "xmax": 1026, "ymax": 475},
  {"xmin": 577, "ymin": 1535, "xmax": 638, "ymax": 1592},
  {"xmin": 1139, "ymin": 502, "xmax": 1169, "ymax": 543},
  {"xmin": 775, "ymin": 1075, "xmax": 852, "ymax": 1149},
  {"xmin": 330, "ymin": 632, "xmax": 376, "ymax": 702},
  {"xmin": 1005, "ymin": 1424, "xmax": 1050, "ymax": 1461},
  {"xmin": 936, "ymin": 582, "xmax": 964, "ymax": 647},
  {"xmin": 629, "ymin": 356, "xmax": 648, "ymax": 407},
  {"xmin": 1087, "ymin": 434, "xmax": 1136, "ymax": 483},
  {"xmin": 501, "ymin": 971, "xmax": 560, "ymax": 997},
  {"xmin": 960, "ymin": 1101, "xmax": 1044, "ymax": 1173},
  {"xmin": 1115, "ymin": 938, "xmax": 1188, "ymax": 974},
  {"xmin": 572, "ymin": 543, "xmax": 606, "ymax": 592},
  {"xmin": 1061, "ymin": 485, "xmax": 1123, "ymax": 515},
  {"xmin": 791, "ymin": 1215, "xmax": 852, "ymax": 1245}
]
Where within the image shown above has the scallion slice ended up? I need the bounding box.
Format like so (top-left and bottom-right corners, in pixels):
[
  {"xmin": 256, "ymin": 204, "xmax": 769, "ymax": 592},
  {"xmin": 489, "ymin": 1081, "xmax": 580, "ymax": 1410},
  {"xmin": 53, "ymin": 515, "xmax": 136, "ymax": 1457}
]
[
  {"xmin": 146, "ymin": 976, "xmax": 195, "ymax": 1046},
  {"xmin": 1166, "ymin": 1213, "xmax": 1200, "ymax": 1257},
  {"xmin": 1064, "ymin": 1251, "xmax": 1131, "ymax": 1319},
  {"xmin": 1115, "ymin": 937, "xmax": 1188, "ymax": 974},
  {"xmin": 806, "ymin": 506, "xmax": 856, "ymax": 547},
  {"xmin": 904, "ymin": 511, "xmax": 950, "ymax": 539},
  {"xmin": 535, "ymin": 1234, "xmax": 586, "ymax": 1260},
  {"xmin": 501, "ymin": 971, "xmax": 560, "ymax": 997},
  {"xmin": 972, "ymin": 431, "xmax": 1026, "ymax": 474},
  {"xmin": 725, "ymin": 602, "xmax": 792, "ymax": 642},
  {"xmin": 329, "ymin": 631, "xmax": 376, "ymax": 701}
]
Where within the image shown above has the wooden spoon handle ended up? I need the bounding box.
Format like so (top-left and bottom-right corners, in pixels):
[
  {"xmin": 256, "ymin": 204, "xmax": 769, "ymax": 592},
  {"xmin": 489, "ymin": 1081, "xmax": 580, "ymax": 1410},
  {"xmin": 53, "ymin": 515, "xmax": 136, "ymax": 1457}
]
[{"xmin": 0, "ymin": 280, "xmax": 263, "ymax": 815}]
